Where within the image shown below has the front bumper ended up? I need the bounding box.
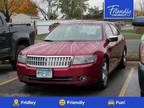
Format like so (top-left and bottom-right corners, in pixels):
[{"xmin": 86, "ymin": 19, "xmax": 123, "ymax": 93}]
[
  {"xmin": 138, "ymin": 62, "xmax": 144, "ymax": 92},
  {"xmin": 17, "ymin": 62, "xmax": 102, "ymax": 86}
]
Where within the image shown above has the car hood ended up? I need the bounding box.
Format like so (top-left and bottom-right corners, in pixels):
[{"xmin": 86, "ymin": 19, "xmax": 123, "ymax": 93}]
[{"xmin": 22, "ymin": 41, "xmax": 104, "ymax": 56}]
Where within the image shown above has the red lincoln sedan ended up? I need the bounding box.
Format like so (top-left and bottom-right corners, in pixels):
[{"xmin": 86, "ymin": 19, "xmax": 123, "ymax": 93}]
[{"xmin": 17, "ymin": 21, "xmax": 127, "ymax": 89}]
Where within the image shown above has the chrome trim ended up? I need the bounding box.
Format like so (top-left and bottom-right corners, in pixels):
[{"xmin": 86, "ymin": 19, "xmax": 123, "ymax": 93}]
[{"xmin": 26, "ymin": 55, "xmax": 73, "ymax": 68}]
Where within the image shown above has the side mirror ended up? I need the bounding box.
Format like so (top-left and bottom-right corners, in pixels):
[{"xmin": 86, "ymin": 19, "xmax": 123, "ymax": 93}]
[
  {"xmin": 108, "ymin": 36, "xmax": 118, "ymax": 42},
  {"xmin": 132, "ymin": 17, "xmax": 144, "ymax": 26}
]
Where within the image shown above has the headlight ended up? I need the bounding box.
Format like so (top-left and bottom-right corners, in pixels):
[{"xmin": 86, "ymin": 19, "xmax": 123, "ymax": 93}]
[
  {"xmin": 73, "ymin": 55, "xmax": 96, "ymax": 64},
  {"xmin": 18, "ymin": 54, "xmax": 27, "ymax": 64}
]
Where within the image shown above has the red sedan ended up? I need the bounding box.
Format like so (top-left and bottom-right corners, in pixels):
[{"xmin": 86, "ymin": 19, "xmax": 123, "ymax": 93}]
[{"xmin": 17, "ymin": 21, "xmax": 127, "ymax": 89}]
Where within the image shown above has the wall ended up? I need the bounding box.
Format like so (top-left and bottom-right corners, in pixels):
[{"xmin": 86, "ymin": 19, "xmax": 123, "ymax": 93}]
[{"xmin": 36, "ymin": 20, "xmax": 60, "ymax": 35}]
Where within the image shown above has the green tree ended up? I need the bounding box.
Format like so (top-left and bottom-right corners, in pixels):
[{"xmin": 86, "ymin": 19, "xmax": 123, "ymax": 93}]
[
  {"xmin": 35, "ymin": 0, "xmax": 58, "ymax": 20},
  {"xmin": 58, "ymin": 0, "xmax": 88, "ymax": 19},
  {"xmin": 83, "ymin": 7, "xmax": 103, "ymax": 20},
  {"xmin": 0, "ymin": 0, "xmax": 38, "ymax": 22}
]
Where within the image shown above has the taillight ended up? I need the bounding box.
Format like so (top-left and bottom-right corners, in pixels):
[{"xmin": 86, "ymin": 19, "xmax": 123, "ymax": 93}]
[{"xmin": 140, "ymin": 43, "xmax": 144, "ymax": 63}]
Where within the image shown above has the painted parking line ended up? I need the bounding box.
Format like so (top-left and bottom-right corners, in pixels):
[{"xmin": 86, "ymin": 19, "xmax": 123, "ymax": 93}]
[
  {"xmin": 119, "ymin": 68, "xmax": 135, "ymax": 97},
  {"xmin": 0, "ymin": 77, "xmax": 18, "ymax": 86}
]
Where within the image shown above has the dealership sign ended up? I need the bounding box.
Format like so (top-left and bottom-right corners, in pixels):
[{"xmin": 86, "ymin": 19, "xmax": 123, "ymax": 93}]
[{"xmin": 104, "ymin": 0, "xmax": 134, "ymax": 19}]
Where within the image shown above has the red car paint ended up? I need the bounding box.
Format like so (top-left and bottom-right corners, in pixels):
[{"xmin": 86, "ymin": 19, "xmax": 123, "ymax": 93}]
[{"xmin": 17, "ymin": 21, "xmax": 126, "ymax": 86}]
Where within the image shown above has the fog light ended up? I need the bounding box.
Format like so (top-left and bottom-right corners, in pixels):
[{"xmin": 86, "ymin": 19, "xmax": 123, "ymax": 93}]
[{"xmin": 79, "ymin": 76, "xmax": 88, "ymax": 81}]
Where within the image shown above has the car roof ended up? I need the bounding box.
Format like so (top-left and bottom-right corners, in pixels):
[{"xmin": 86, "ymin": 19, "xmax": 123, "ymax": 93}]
[{"xmin": 57, "ymin": 20, "xmax": 110, "ymax": 25}]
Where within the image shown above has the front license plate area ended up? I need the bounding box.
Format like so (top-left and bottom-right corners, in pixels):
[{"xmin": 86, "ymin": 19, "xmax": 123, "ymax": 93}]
[{"xmin": 36, "ymin": 68, "xmax": 52, "ymax": 78}]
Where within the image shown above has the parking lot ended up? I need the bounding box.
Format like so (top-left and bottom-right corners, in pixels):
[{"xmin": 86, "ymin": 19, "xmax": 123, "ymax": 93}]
[
  {"xmin": 0, "ymin": 61, "xmax": 140, "ymax": 97},
  {"xmin": 0, "ymin": 23, "xmax": 142, "ymax": 97}
]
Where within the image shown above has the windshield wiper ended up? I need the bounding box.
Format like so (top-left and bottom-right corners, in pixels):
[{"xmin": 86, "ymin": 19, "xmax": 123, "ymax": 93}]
[
  {"xmin": 44, "ymin": 40, "xmax": 54, "ymax": 42},
  {"xmin": 44, "ymin": 40, "xmax": 83, "ymax": 42}
]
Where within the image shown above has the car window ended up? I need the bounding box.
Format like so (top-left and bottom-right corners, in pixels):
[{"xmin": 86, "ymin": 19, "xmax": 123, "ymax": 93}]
[
  {"xmin": 45, "ymin": 24, "xmax": 102, "ymax": 41},
  {"xmin": 110, "ymin": 24, "xmax": 120, "ymax": 36},
  {"xmin": 105, "ymin": 24, "xmax": 113, "ymax": 38}
]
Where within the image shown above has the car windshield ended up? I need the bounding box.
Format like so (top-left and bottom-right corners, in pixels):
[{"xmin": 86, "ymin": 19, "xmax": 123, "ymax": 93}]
[{"xmin": 45, "ymin": 24, "xmax": 102, "ymax": 41}]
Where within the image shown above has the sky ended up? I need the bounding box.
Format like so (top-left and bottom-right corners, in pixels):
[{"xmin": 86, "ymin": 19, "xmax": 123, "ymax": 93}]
[
  {"xmin": 34, "ymin": 0, "xmax": 141, "ymax": 10},
  {"xmin": 88, "ymin": 0, "xmax": 103, "ymax": 9},
  {"xmin": 88, "ymin": 0, "xmax": 140, "ymax": 9}
]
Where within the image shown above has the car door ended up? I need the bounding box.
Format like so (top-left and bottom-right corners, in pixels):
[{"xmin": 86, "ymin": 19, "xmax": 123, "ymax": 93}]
[
  {"xmin": 105, "ymin": 24, "xmax": 118, "ymax": 72},
  {"xmin": 0, "ymin": 17, "xmax": 11, "ymax": 59},
  {"xmin": 109, "ymin": 24, "xmax": 125, "ymax": 60}
]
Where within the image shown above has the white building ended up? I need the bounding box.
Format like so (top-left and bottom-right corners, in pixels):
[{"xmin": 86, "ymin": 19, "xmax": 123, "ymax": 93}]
[{"xmin": 11, "ymin": 14, "xmax": 42, "ymax": 24}]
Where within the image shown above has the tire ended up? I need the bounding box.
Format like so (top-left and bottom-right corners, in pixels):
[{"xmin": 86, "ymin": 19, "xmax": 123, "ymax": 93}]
[
  {"xmin": 10, "ymin": 45, "xmax": 26, "ymax": 70},
  {"xmin": 25, "ymin": 82, "xmax": 36, "ymax": 86},
  {"xmin": 97, "ymin": 58, "xmax": 109, "ymax": 89},
  {"xmin": 141, "ymin": 91, "xmax": 144, "ymax": 97},
  {"xmin": 138, "ymin": 64, "xmax": 144, "ymax": 97},
  {"xmin": 119, "ymin": 49, "xmax": 127, "ymax": 68}
]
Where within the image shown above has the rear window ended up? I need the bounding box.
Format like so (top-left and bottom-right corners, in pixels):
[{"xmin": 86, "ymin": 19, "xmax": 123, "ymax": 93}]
[{"xmin": 45, "ymin": 24, "xmax": 102, "ymax": 41}]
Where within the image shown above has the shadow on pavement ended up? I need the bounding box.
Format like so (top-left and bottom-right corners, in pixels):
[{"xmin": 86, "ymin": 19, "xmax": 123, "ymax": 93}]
[{"xmin": 21, "ymin": 66, "xmax": 125, "ymax": 96}]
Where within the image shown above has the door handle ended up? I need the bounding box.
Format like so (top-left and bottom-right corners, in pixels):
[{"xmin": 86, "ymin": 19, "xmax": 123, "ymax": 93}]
[
  {"xmin": 0, "ymin": 37, "xmax": 5, "ymax": 41},
  {"xmin": 116, "ymin": 41, "xmax": 120, "ymax": 45}
]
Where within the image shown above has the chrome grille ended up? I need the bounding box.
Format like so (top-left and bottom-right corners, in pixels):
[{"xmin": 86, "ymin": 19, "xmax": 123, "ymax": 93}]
[{"xmin": 26, "ymin": 55, "xmax": 73, "ymax": 68}]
